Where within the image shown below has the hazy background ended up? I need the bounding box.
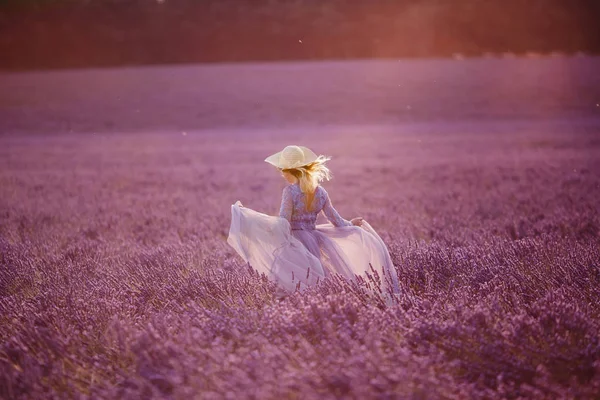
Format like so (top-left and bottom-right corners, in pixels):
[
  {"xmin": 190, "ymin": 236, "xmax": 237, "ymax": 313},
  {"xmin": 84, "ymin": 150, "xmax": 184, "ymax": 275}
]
[
  {"xmin": 1, "ymin": 58, "xmax": 599, "ymax": 135},
  {"xmin": 1, "ymin": 0, "xmax": 599, "ymax": 136},
  {"xmin": 1, "ymin": 0, "xmax": 599, "ymax": 70}
]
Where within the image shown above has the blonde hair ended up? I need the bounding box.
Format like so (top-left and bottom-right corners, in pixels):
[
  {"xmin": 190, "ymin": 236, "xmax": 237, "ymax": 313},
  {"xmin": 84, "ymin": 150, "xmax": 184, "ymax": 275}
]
[{"xmin": 282, "ymin": 155, "xmax": 332, "ymax": 195}]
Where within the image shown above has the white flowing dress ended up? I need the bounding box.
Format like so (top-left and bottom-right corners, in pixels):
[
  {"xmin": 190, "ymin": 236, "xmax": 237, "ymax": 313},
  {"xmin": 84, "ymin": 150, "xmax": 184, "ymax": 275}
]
[{"xmin": 227, "ymin": 184, "xmax": 399, "ymax": 295}]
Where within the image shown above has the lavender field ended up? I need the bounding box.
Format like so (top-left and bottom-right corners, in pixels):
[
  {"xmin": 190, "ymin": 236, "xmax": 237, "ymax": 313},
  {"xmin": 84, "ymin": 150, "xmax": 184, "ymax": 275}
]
[{"xmin": 1, "ymin": 58, "xmax": 600, "ymax": 398}]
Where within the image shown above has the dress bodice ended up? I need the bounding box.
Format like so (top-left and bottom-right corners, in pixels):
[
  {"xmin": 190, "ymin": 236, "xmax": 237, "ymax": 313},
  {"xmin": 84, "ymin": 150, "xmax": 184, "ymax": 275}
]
[{"xmin": 279, "ymin": 184, "xmax": 352, "ymax": 230}]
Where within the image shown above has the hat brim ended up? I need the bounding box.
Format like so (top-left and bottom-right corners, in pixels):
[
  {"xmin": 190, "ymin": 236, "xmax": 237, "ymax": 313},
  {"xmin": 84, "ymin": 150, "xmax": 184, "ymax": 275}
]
[{"xmin": 264, "ymin": 146, "xmax": 319, "ymax": 169}]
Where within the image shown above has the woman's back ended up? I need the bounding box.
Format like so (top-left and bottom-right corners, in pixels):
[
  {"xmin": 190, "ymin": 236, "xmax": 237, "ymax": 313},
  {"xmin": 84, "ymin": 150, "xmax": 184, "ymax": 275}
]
[{"xmin": 280, "ymin": 184, "xmax": 351, "ymax": 230}]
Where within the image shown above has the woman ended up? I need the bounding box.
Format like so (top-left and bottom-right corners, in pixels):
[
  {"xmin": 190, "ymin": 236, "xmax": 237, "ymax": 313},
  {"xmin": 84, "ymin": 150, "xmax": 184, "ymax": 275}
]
[{"xmin": 227, "ymin": 145, "xmax": 399, "ymax": 297}]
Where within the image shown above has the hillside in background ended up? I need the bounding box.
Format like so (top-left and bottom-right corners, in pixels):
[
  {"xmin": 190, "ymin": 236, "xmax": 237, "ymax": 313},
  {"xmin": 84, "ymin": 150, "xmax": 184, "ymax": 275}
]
[{"xmin": 1, "ymin": 0, "xmax": 599, "ymax": 70}]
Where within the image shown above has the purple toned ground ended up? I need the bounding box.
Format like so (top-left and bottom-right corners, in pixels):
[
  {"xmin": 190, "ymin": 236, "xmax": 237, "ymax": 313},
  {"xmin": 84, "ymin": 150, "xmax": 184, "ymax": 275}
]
[{"xmin": 1, "ymin": 59, "xmax": 600, "ymax": 399}]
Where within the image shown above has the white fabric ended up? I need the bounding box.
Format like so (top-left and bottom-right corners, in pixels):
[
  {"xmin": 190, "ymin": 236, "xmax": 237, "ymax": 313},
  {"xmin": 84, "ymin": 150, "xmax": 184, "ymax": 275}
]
[
  {"xmin": 227, "ymin": 201, "xmax": 400, "ymax": 296},
  {"xmin": 227, "ymin": 201, "xmax": 325, "ymax": 292}
]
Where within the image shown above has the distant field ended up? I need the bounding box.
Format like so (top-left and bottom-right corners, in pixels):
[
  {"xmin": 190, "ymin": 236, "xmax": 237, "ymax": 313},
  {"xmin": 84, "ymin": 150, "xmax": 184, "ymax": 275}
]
[
  {"xmin": 1, "ymin": 57, "xmax": 600, "ymax": 134},
  {"xmin": 1, "ymin": 59, "xmax": 600, "ymax": 398}
]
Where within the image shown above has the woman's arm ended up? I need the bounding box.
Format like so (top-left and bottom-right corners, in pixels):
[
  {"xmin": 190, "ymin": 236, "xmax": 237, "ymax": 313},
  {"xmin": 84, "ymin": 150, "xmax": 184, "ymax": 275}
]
[
  {"xmin": 279, "ymin": 186, "xmax": 293, "ymax": 222},
  {"xmin": 321, "ymin": 188, "xmax": 352, "ymax": 227}
]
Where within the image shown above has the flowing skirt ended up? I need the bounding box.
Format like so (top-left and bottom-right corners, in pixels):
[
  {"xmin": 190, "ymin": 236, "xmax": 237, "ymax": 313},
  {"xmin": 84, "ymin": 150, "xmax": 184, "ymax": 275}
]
[{"xmin": 227, "ymin": 201, "xmax": 399, "ymax": 295}]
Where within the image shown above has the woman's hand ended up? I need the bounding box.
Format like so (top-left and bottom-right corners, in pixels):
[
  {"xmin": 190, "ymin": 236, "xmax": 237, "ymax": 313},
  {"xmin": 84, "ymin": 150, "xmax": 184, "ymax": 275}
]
[{"xmin": 351, "ymin": 217, "xmax": 364, "ymax": 226}]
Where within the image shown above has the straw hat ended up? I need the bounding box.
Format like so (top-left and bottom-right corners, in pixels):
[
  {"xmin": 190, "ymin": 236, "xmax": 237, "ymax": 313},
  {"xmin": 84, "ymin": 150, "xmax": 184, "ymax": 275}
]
[{"xmin": 264, "ymin": 145, "xmax": 319, "ymax": 170}]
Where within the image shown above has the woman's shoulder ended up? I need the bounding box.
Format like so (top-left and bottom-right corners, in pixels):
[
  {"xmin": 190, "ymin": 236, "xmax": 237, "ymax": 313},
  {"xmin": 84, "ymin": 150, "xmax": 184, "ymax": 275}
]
[
  {"xmin": 284, "ymin": 184, "xmax": 327, "ymax": 196},
  {"xmin": 283, "ymin": 184, "xmax": 300, "ymax": 194}
]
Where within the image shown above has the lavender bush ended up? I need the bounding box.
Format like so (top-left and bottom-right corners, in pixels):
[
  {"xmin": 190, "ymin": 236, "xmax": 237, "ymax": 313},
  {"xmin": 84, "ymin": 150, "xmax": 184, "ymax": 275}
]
[{"xmin": 1, "ymin": 61, "xmax": 600, "ymax": 399}]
